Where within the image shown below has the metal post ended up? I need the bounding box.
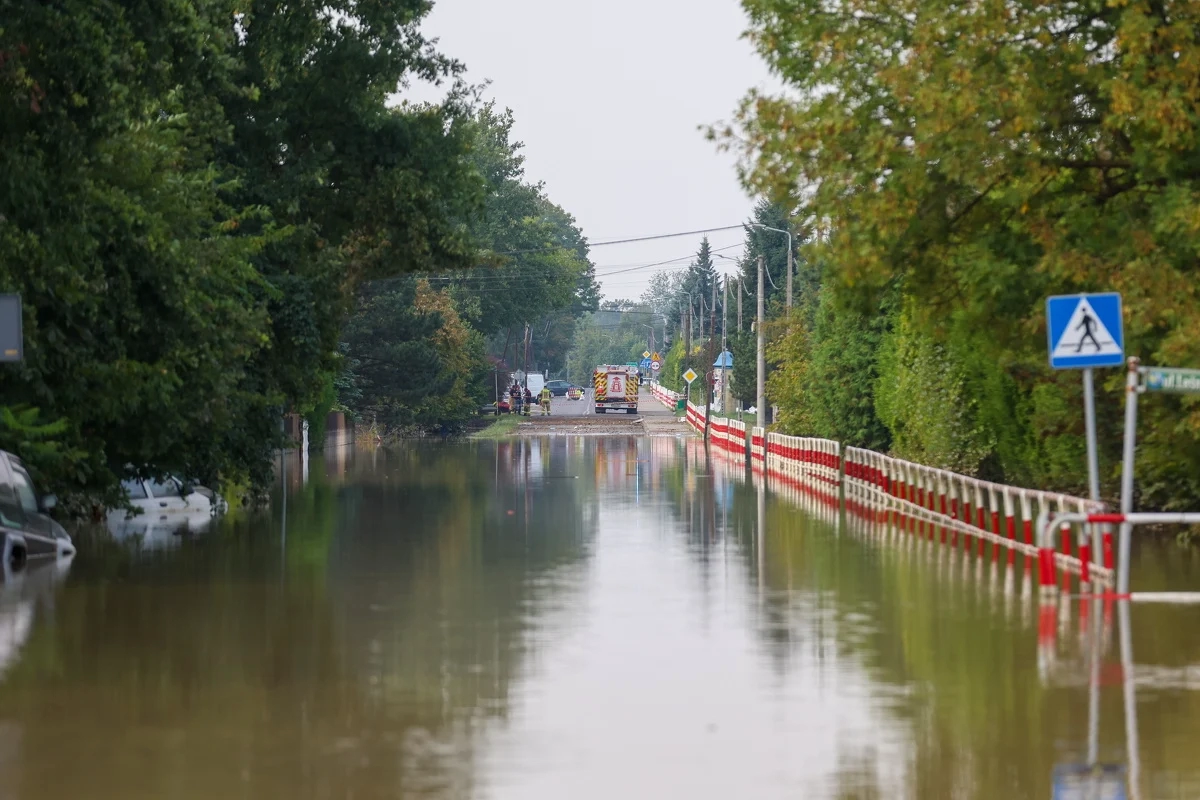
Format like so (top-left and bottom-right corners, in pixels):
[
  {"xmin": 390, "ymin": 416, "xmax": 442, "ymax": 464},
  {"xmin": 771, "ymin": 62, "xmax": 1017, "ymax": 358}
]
[
  {"xmin": 703, "ymin": 278, "xmax": 716, "ymax": 440},
  {"xmin": 683, "ymin": 303, "xmax": 691, "ymax": 390},
  {"xmin": 1118, "ymin": 357, "xmax": 1140, "ymax": 595},
  {"xmin": 1086, "ymin": 594, "xmax": 1101, "ymax": 765},
  {"xmin": 1082, "ymin": 368, "xmax": 1101, "ymax": 502},
  {"xmin": 1119, "ymin": 599, "xmax": 1143, "ymax": 800},
  {"xmin": 722, "ymin": 278, "xmax": 729, "ymax": 415},
  {"xmin": 785, "ymin": 222, "xmax": 793, "ymax": 310},
  {"xmin": 737, "ymin": 277, "xmax": 743, "ymax": 332},
  {"xmin": 1082, "ymin": 367, "xmax": 1104, "ymax": 577},
  {"xmin": 756, "ymin": 255, "xmax": 766, "ymax": 431}
]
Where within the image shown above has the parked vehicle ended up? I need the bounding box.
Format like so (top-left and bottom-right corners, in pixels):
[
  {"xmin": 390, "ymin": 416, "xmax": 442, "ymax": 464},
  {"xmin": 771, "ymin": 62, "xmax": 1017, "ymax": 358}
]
[
  {"xmin": 106, "ymin": 476, "xmax": 222, "ymax": 541},
  {"xmin": 0, "ymin": 451, "xmax": 74, "ymax": 570},
  {"xmin": 592, "ymin": 365, "xmax": 639, "ymax": 414}
]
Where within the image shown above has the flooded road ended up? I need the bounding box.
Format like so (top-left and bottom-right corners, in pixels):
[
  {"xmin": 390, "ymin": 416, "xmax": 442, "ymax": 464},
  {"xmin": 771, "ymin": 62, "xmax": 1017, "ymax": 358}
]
[{"xmin": 2, "ymin": 437, "xmax": 1200, "ymax": 799}]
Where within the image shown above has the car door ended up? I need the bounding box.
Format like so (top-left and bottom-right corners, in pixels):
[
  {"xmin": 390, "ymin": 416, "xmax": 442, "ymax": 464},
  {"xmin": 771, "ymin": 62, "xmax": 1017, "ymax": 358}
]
[
  {"xmin": 6, "ymin": 461, "xmax": 56, "ymax": 543},
  {"xmin": 0, "ymin": 456, "xmax": 42, "ymax": 556},
  {"xmin": 145, "ymin": 477, "xmax": 190, "ymax": 513}
]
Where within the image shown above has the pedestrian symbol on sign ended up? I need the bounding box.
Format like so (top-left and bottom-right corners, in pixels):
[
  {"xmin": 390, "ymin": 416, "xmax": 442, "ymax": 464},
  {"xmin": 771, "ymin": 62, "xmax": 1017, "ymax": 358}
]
[{"xmin": 1046, "ymin": 293, "xmax": 1124, "ymax": 369}]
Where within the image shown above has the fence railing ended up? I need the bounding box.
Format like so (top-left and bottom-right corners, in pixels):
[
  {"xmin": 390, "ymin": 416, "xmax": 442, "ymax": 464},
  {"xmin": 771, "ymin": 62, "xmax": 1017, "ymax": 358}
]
[
  {"xmin": 766, "ymin": 433, "xmax": 841, "ymax": 486},
  {"xmin": 651, "ymin": 384, "xmax": 681, "ymax": 410},
  {"xmin": 841, "ymin": 446, "xmax": 1108, "ymax": 583},
  {"xmin": 683, "ymin": 417, "xmax": 1111, "ymax": 589}
]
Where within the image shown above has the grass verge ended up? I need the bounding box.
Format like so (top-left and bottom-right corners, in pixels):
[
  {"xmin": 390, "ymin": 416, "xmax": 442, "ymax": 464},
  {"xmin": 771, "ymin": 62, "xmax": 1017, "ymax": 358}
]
[{"xmin": 469, "ymin": 415, "xmax": 520, "ymax": 440}]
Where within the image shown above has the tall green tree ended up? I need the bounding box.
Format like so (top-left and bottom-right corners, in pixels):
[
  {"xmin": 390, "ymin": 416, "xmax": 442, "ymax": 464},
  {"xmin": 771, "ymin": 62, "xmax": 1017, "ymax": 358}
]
[
  {"xmin": 0, "ymin": 0, "xmax": 493, "ymax": 499},
  {"xmin": 724, "ymin": 0, "xmax": 1200, "ymax": 504}
]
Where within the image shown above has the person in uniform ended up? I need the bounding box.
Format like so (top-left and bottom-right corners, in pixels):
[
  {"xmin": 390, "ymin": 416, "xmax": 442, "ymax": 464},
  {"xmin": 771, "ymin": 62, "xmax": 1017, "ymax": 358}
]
[{"xmin": 538, "ymin": 385, "xmax": 552, "ymax": 415}]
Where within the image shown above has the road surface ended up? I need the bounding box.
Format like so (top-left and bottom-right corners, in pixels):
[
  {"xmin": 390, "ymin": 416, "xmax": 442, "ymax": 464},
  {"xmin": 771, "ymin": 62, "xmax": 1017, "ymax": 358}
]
[{"xmin": 511, "ymin": 386, "xmax": 684, "ymax": 435}]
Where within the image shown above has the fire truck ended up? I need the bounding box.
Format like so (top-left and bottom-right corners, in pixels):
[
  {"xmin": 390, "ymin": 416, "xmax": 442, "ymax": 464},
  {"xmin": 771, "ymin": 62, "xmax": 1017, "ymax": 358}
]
[{"xmin": 592, "ymin": 365, "xmax": 639, "ymax": 414}]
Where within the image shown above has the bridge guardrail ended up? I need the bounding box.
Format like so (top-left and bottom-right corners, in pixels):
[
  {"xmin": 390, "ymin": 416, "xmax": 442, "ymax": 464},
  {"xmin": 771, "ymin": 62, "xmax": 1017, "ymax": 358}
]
[{"xmin": 843, "ymin": 446, "xmax": 1109, "ymax": 588}]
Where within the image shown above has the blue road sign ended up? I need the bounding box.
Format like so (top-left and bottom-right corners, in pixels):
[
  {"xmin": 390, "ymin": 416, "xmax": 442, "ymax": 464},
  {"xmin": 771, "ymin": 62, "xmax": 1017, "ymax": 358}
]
[
  {"xmin": 638, "ymin": 357, "xmax": 652, "ymax": 370},
  {"xmin": 1047, "ymin": 293, "xmax": 1124, "ymax": 369}
]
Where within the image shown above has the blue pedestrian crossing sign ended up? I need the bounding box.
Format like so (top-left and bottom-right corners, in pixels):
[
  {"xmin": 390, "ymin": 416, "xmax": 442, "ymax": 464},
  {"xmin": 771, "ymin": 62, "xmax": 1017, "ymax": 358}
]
[
  {"xmin": 1046, "ymin": 293, "xmax": 1124, "ymax": 369},
  {"xmin": 638, "ymin": 357, "xmax": 652, "ymax": 370}
]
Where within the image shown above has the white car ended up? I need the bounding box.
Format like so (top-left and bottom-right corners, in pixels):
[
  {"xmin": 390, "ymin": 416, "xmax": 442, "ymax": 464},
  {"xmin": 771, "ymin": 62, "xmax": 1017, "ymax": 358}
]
[{"xmin": 107, "ymin": 477, "xmax": 220, "ymax": 543}]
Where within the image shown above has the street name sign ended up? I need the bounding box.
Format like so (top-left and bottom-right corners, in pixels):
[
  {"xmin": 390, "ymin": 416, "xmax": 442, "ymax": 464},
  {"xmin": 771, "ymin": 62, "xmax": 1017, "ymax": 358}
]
[
  {"xmin": 1145, "ymin": 367, "xmax": 1200, "ymax": 394},
  {"xmin": 1047, "ymin": 293, "xmax": 1124, "ymax": 369},
  {"xmin": 0, "ymin": 294, "xmax": 21, "ymax": 362}
]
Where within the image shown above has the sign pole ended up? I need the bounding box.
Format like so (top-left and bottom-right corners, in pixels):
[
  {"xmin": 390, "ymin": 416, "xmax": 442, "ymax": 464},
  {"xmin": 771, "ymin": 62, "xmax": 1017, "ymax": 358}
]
[
  {"xmin": 1082, "ymin": 367, "xmax": 1104, "ymax": 574},
  {"xmin": 1118, "ymin": 357, "xmax": 1141, "ymax": 596},
  {"xmin": 1082, "ymin": 368, "xmax": 1101, "ymax": 503}
]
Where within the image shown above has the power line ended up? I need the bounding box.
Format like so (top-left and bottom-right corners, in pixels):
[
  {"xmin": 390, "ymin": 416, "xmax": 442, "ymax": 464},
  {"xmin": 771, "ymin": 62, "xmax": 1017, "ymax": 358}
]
[{"xmin": 494, "ymin": 224, "xmax": 746, "ymax": 256}]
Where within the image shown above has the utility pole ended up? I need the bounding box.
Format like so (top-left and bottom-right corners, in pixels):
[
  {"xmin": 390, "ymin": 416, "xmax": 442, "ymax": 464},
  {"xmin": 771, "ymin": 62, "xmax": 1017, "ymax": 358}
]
[
  {"xmin": 737, "ymin": 277, "xmax": 743, "ymax": 332},
  {"xmin": 756, "ymin": 255, "xmax": 766, "ymax": 431},
  {"xmin": 722, "ymin": 278, "xmax": 729, "ymax": 415},
  {"xmin": 683, "ymin": 304, "xmax": 691, "ymax": 387},
  {"xmin": 522, "ymin": 323, "xmax": 530, "ymax": 389},
  {"xmin": 785, "ymin": 220, "xmax": 794, "ymax": 311},
  {"xmin": 704, "ymin": 276, "xmax": 717, "ymax": 440}
]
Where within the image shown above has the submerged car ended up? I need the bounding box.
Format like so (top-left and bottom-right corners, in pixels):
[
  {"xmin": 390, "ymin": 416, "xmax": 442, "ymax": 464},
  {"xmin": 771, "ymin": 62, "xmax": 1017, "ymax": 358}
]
[
  {"xmin": 106, "ymin": 476, "xmax": 222, "ymax": 541},
  {"xmin": 0, "ymin": 451, "xmax": 74, "ymax": 570}
]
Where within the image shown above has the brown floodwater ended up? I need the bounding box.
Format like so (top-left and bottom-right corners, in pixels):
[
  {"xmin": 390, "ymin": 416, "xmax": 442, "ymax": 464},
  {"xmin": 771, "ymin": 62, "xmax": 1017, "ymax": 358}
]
[{"xmin": 1, "ymin": 437, "xmax": 1199, "ymax": 799}]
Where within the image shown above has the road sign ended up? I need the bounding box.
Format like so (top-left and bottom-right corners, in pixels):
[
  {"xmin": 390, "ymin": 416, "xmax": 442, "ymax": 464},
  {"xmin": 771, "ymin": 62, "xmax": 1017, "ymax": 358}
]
[
  {"xmin": 638, "ymin": 357, "xmax": 651, "ymax": 370},
  {"xmin": 652, "ymin": 351, "xmax": 661, "ymax": 362},
  {"xmin": 683, "ymin": 368, "xmax": 697, "ymax": 384},
  {"xmin": 1145, "ymin": 366, "xmax": 1200, "ymax": 393},
  {"xmin": 0, "ymin": 294, "xmax": 21, "ymax": 363},
  {"xmin": 650, "ymin": 360, "xmax": 661, "ymax": 371},
  {"xmin": 642, "ymin": 350, "xmax": 651, "ymax": 359},
  {"xmin": 1047, "ymin": 293, "xmax": 1124, "ymax": 369}
]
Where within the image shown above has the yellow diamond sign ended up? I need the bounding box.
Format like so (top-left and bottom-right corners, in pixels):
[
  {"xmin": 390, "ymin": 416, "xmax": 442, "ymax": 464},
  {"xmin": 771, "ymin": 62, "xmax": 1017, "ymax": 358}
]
[
  {"xmin": 682, "ymin": 368, "xmax": 698, "ymax": 384},
  {"xmin": 642, "ymin": 350, "xmax": 651, "ymax": 359}
]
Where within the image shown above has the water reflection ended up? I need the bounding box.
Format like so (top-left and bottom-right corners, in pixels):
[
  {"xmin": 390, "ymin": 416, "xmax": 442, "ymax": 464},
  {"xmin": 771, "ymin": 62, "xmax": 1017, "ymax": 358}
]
[{"xmin": 0, "ymin": 438, "xmax": 1198, "ymax": 798}]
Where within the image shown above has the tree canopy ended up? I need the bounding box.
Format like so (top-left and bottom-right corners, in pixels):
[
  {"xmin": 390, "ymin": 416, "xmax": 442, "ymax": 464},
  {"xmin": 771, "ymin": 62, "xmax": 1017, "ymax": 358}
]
[
  {"xmin": 720, "ymin": 0, "xmax": 1200, "ymax": 504},
  {"xmin": 0, "ymin": 1, "xmax": 593, "ymax": 502}
]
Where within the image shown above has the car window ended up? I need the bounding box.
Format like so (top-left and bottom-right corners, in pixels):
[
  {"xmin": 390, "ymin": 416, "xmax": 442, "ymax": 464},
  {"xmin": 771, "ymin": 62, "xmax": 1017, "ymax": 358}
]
[
  {"xmin": 148, "ymin": 478, "xmax": 181, "ymax": 498},
  {"xmin": 122, "ymin": 479, "xmax": 148, "ymax": 500},
  {"xmin": 0, "ymin": 458, "xmax": 24, "ymax": 529},
  {"xmin": 9, "ymin": 465, "xmax": 39, "ymax": 515}
]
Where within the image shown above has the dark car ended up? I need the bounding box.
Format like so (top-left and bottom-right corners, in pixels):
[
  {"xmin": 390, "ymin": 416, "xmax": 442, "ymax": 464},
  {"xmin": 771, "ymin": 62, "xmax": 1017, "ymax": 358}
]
[
  {"xmin": 545, "ymin": 380, "xmax": 573, "ymax": 396},
  {"xmin": 0, "ymin": 451, "xmax": 74, "ymax": 570}
]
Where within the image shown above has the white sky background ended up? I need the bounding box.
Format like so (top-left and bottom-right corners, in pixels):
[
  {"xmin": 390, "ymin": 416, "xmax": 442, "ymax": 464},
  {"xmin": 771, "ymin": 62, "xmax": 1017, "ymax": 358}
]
[{"xmin": 407, "ymin": 0, "xmax": 776, "ymax": 302}]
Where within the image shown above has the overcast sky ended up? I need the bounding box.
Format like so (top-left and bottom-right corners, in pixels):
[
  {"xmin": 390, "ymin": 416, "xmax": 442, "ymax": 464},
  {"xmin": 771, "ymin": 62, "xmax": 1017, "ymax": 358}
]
[{"xmin": 411, "ymin": 0, "xmax": 775, "ymax": 302}]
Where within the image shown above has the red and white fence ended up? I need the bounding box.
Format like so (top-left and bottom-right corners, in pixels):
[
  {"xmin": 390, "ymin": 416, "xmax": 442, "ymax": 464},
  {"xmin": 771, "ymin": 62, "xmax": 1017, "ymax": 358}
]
[
  {"xmin": 766, "ymin": 434, "xmax": 840, "ymax": 486},
  {"xmin": 652, "ymin": 384, "xmax": 681, "ymax": 410},
  {"xmin": 750, "ymin": 426, "xmax": 766, "ymax": 463},
  {"xmin": 705, "ymin": 416, "xmax": 748, "ymax": 456},
  {"xmin": 842, "ymin": 446, "xmax": 1109, "ymax": 585},
  {"xmin": 680, "ymin": 418, "xmax": 1119, "ymax": 590}
]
